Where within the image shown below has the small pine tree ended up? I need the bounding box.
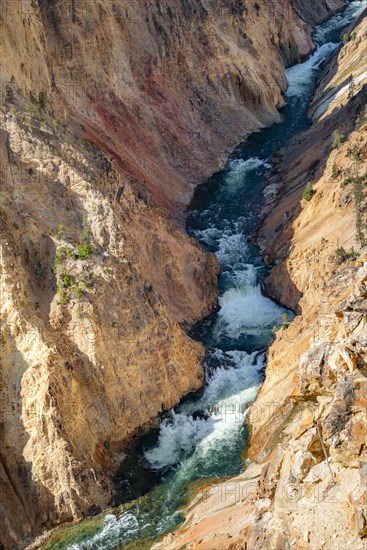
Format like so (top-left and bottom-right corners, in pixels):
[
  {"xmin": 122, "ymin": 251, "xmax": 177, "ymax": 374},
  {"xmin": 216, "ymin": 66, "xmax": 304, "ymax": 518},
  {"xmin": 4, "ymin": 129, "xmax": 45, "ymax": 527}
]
[
  {"xmin": 331, "ymin": 162, "xmax": 340, "ymax": 180},
  {"xmin": 332, "ymin": 129, "xmax": 345, "ymax": 149},
  {"xmin": 348, "ymin": 74, "xmax": 356, "ymax": 100},
  {"xmin": 5, "ymin": 84, "xmax": 15, "ymax": 103},
  {"xmin": 281, "ymin": 312, "xmax": 290, "ymax": 329},
  {"xmin": 302, "ymin": 182, "xmax": 315, "ymax": 201}
]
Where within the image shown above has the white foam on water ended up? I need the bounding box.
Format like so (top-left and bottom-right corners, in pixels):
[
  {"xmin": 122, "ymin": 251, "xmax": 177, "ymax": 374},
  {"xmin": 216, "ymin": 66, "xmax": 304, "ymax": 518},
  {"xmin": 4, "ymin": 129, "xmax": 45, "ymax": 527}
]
[
  {"xmin": 230, "ymin": 265, "xmax": 258, "ymax": 288},
  {"xmin": 286, "ymin": 42, "xmax": 339, "ymax": 98},
  {"xmin": 314, "ymin": 0, "xmax": 367, "ymax": 44},
  {"xmin": 216, "ymin": 231, "xmax": 249, "ymax": 269},
  {"xmin": 145, "ymin": 350, "xmax": 264, "ymax": 471},
  {"xmin": 288, "ymin": 0, "xmax": 367, "ymax": 99},
  {"xmin": 69, "ymin": 513, "xmax": 139, "ymax": 550},
  {"xmin": 144, "ymin": 413, "xmax": 214, "ymax": 469},
  {"xmin": 225, "ymin": 157, "xmax": 271, "ymax": 191},
  {"xmin": 200, "ymin": 350, "xmax": 264, "ymax": 408},
  {"xmin": 214, "ymin": 285, "xmax": 285, "ymax": 340}
]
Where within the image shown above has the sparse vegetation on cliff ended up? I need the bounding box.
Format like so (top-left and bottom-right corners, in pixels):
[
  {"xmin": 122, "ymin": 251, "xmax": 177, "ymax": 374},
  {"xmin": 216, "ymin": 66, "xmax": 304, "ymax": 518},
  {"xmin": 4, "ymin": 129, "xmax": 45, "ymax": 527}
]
[
  {"xmin": 61, "ymin": 273, "xmax": 74, "ymax": 288},
  {"xmin": 332, "ymin": 129, "xmax": 345, "ymax": 149},
  {"xmin": 281, "ymin": 312, "xmax": 290, "ymax": 329},
  {"xmin": 334, "ymin": 246, "xmax": 358, "ymax": 264},
  {"xmin": 57, "ymin": 287, "xmax": 70, "ymax": 305},
  {"xmin": 302, "ymin": 182, "xmax": 315, "ymax": 201},
  {"xmin": 345, "ymin": 141, "xmax": 367, "ymax": 246},
  {"xmin": 72, "ymin": 286, "xmax": 84, "ymax": 299},
  {"xmin": 331, "ymin": 162, "xmax": 341, "ymax": 180},
  {"xmin": 5, "ymin": 82, "xmax": 15, "ymax": 103},
  {"xmin": 75, "ymin": 243, "xmax": 93, "ymax": 260}
]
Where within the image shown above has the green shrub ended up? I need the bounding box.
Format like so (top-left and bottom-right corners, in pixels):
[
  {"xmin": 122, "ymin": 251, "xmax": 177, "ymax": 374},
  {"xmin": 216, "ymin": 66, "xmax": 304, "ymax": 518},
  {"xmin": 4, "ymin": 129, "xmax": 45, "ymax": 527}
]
[
  {"xmin": 341, "ymin": 175, "xmax": 356, "ymax": 188},
  {"xmin": 75, "ymin": 243, "xmax": 93, "ymax": 260},
  {"xmin": 5, "ymin": 84, "xmax": 15, "ymax": 103},
  {"xmin": 56, "ymin": 225, "xmax": 65, "ymax": 239},
  {"xmin": 26, "ymin": 101, "xmax": 36, "ymax": 116},
  {"xmin": 335, "ymin": 247, "xmax": 358, "ymax": 264},
  {"xmin": 61, "ymin": 273, "xmax": 74, "ymax": 288},
  {"xmin": 331, "ymin": 162, "xmax": 341, "ymax": 180},
  {"xmin": 281, "ymin": 312, "xmax": 290, "ymax": 329},
  {"xmin": 332, "ymin": 129, "xmax": 345, "ymax": 149},
  {"xmin": 30, "ymin": 90, "xmax": 46, "ymax": 111},
  {"xmin": 346, "ymin": 142, "xmax": 363, "ymax": 162},
  {"xmin": 302, "ymin": 182, "xmax": 315, "ymax": 202},
  {"xmin": 342, "ymin": 33, "xmax": 349, "ymax": 44},
  {"xmin": 57, "ymin": 287, "xmax": 69, "ymax": 305},
  {"xmin": 53, "ymin": 246, "xmax": 73, "ymax": 271},
  {"xmin": 38, "ymin": 91, "xmax": 46, "ymax": 110},
  {"xmin": 73, "ymin": 286, "xmax": 84, "ymax": 299}
]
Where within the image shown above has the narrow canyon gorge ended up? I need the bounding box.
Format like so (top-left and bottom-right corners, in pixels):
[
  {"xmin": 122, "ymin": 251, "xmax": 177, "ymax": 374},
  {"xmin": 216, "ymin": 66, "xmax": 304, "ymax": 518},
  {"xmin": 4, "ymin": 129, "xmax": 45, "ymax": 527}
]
[{"xmin": 0, "ymin": 1, "xmax": 366, "ymax": 550}]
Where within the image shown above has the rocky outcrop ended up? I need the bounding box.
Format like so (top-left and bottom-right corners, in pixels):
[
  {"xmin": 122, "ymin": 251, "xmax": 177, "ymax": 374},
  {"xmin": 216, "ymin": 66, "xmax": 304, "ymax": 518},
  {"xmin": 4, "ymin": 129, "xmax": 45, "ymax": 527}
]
[
  {"xmin": 292, "ymin": 0, "xmax": 346, "ymax": 25},
  {"xmin": 152, "ymin": 261, "xmax": 367, "ymax": 550},
  {"xmin": 152, "ymin": 12, "xmax": 367, "ymax": 550}
]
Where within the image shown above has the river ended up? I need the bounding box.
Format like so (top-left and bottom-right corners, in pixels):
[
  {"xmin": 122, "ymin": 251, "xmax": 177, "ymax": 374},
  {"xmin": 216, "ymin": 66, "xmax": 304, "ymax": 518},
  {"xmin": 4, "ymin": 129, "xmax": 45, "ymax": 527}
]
[{"xmin": 42, "ymin": 1, "xmax": 367, "ymax": 548}]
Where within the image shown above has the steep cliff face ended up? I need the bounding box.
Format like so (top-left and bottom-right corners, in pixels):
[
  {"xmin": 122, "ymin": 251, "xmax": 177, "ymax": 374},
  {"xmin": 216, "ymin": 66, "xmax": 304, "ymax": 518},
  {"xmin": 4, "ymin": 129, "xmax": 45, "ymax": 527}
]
[
  {"xmin": 152, "ymin": 13, "xmax": 367, "ymax": 550},
  {"xmin": 0, "ymin": 1, "xmax": 353, "ymax": 549},
  {"xmin": 1, "ymin": 0, "xmax": 331, "ymax": 216},
  {"xmin": 248, "ymin": 2, "xmax": 367, "ymax": 482},
  {"xmin": 0, "ymin": 106, "xmax": 215, "ymax": 548}
]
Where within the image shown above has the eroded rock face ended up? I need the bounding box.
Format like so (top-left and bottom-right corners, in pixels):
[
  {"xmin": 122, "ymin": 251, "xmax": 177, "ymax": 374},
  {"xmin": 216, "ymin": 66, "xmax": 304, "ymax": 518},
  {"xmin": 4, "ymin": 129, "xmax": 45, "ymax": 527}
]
[
  {"xmin": 292, "ymin": 0, "xmax": 346, "ymax": 25},
  {"xmin": 151, "ymin": 13, "xmax": 367, "ymax": 550},
  {"xmin": 0, "ymin": 110, "xmax": 211, "ymax": 548},
  {"xmin": 0, "ymin": 0, "xmax": 323, "ymax": 216}
]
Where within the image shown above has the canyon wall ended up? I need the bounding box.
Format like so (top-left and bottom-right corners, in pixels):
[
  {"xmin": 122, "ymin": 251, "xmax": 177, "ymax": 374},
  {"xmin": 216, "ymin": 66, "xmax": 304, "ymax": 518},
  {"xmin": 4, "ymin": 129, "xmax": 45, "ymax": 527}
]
[
  {"xmin": 1, "ymin": 0, "xmax": 340, "ymax": 216},
  {"xmin": 153, "ymin": 12, "xmax": 367, "ymax": 550}
]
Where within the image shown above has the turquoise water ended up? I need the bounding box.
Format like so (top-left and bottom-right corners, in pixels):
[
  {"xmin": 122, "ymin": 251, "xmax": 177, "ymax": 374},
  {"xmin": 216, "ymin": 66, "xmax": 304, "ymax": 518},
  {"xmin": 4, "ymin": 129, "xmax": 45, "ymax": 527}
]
[{"xmin": 42, "ymin": 2, "xmax": 367, "ymax": 548}]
